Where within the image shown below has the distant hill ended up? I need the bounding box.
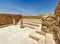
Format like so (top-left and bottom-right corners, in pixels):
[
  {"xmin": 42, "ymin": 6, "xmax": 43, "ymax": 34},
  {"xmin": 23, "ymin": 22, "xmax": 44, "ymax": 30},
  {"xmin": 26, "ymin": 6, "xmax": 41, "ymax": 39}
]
[{"xmin": 23, "ymin": 14, "xmax": 53, "ymax": 19}]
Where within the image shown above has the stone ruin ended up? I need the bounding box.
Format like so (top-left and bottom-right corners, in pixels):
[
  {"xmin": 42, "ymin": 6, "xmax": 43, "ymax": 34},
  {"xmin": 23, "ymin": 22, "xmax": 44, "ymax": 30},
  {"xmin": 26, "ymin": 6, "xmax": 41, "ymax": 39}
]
[
  {"xmin": 0, "ymin": 1, "xmax": 60, "ymax": 44},
  {"xmin": 41, "ymin": 2, "xmax": 60, "ymax": 44},
  {"xmin": 20, "ymin": 2, "xmax": 60, "ymax": 44}
]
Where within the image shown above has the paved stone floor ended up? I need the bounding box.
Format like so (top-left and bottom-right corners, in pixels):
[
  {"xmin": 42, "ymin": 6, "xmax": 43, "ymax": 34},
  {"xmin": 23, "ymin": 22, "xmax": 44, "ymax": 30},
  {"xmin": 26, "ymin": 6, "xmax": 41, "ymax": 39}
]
[{"xmin": 0, "ymin": 25, "xmax": 37, "ymax": 44}]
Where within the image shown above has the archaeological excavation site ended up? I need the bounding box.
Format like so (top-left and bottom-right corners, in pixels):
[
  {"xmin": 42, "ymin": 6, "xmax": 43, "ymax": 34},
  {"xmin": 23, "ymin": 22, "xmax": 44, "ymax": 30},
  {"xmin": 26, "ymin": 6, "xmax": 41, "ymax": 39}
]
[{"xmin": 0, "ymin": 1, "xmax": 60, "ymax": 44}]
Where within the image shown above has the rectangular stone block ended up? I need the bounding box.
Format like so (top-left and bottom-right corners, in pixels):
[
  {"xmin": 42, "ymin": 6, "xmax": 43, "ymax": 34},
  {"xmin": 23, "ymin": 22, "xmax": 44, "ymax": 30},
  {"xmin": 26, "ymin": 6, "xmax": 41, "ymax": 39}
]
[{"xmin": 45, "ymin": 33, "xmax": 55, "ymax": 44}]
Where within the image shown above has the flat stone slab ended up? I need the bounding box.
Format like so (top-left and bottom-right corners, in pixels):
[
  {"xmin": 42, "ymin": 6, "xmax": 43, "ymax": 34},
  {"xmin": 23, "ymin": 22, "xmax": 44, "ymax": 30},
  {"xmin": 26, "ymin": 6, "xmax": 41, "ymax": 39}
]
[
  {"xmin": 29, "ymin": 31, "xmax": 45, "ymax": 41},
  {"xmin": 0, "ymin": 25, "xmax": 37, "ymax": 44}
]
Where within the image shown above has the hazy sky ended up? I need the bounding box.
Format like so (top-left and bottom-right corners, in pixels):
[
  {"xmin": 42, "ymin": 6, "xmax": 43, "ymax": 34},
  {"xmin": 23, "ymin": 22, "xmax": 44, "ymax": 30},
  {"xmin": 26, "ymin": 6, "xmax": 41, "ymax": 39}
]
[{"xmin": 0, "ymin": 0, "xmax": 59, "ymax": 15}]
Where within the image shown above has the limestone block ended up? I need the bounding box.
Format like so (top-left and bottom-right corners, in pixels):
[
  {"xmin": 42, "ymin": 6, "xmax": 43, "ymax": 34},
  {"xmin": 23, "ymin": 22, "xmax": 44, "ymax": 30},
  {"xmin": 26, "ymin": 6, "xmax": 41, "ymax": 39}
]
[
  {"xmin": 35, "ymin": 24, "xmax": 42, "ymax": 31},
  {"xmin": 45, "ymin": 33, "xmax": 55, "ymax": 44},
  {"xmin": 36, "ymin": 31, "xmax": 46, "ymax": 36},
  {"xmin": 29, "ymin": 30, "xmax": 45, "ymax": 41},
  {"xmin": 29, "ymin": 31, "xmax": 40, "ymax": 41},
  {"xmin": 13, "ymin": 19, "xmax": 16, "ymax": 25},
  {"xmin": 20, "ymin": 19, "xmax": 24, "ymax": 28}
]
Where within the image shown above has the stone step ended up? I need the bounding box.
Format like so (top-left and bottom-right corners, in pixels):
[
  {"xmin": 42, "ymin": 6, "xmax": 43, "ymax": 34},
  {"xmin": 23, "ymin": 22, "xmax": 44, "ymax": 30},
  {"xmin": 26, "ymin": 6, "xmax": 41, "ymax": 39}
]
[
  {"xmin": 23, "ymin": 24, "xmax": 36, "ymax": 29},
  {"xmin": 29, "ymin": 21, "xmax": 42, "ymax": 24},
  {"xmin": 23, "ymin": 21, "xmax": 41, "ymax": 25},
  {"xmin": 23, "ymin": 23, "xmax": 39, "ymax": 26},
  {"xmin": 29, "ymin": 32, "xmax": 40, "ymax": 41},
  {"xmin": 23, "ymin": 19, "xmax": 42, "ymax": 22},
  {"xmin": 36, "ymin": 30, "xmax": 46, "ymax": 36},
  {"xmin": 29, "ymin": 31, "xmax": 45, "ymax": 41},
  {"xmin": 29, "ymin": 34, "xmax": 39, "ymax": 41}
]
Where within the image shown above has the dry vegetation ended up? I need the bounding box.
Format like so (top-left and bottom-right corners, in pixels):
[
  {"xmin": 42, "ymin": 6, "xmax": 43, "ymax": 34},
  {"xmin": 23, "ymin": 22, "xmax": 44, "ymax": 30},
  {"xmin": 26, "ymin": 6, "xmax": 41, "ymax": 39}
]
[{"xmin": 0, "ymin": 14, "xmax": 22, "ymax": 26}]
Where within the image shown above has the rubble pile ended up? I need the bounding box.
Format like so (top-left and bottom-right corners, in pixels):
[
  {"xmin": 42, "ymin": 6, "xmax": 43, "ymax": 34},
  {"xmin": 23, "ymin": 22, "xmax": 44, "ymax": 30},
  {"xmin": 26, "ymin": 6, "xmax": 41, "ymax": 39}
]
[{"xmin": 41, "ymin": 15, "xmax": 60, "ymax": 44}]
